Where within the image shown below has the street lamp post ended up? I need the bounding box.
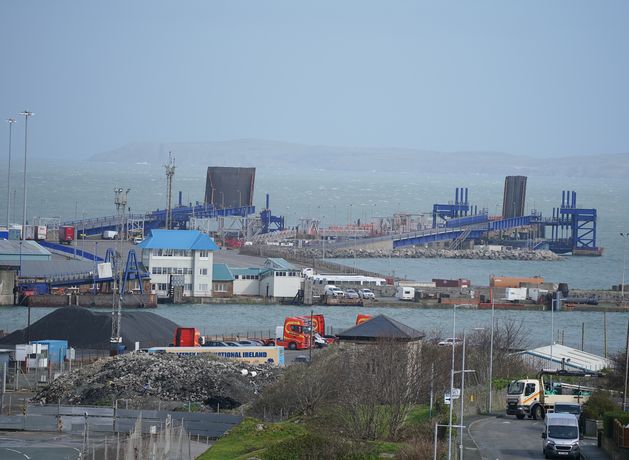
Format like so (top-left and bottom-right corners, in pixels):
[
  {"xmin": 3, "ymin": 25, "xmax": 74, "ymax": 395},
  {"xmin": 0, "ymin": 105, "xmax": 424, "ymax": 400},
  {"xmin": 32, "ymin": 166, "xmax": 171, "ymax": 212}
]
[
  {"xmin": 434, "ymin": 423, "xmax": 466, "ymax": 460},
  {"xmin": 488, "ymin": 288, "xmax": 495, "ymax": 414},
  {"xmin": 447, "ymin": 306, "xmax": 457, "ymax": 460},
  {"xmin": 621, "ymin": 233, "xmax": 629, "ymax": 303},
  {"xmin": 19, "ymin": 111, "xmax": 34, "ymax": 240},
  {"xmin": 6, "ymin": 118, "xmax": 16, "ymax": 228},
  {"xmin": 447, "ymin": 304, "xmax": 467, "ymax": 460}
]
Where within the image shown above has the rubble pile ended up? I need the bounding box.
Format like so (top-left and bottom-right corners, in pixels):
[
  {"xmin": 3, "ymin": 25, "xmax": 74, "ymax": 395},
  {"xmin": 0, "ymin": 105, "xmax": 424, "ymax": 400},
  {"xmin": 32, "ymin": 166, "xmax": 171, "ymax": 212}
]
[{"xmin": 34, "ymin": 352, "xmax": 280, "ymax": 408}]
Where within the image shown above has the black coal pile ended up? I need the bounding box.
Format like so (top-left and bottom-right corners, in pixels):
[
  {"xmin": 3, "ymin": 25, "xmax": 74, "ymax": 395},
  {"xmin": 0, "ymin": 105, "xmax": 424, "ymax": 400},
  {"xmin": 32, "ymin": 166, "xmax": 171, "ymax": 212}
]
[
  {"xmin": 0, "ymin": 307, "xmax": 178, "ymax": 349},
  {"xmin": 33, "ymin": 352, "xmax": 279, "ymax": 408}
]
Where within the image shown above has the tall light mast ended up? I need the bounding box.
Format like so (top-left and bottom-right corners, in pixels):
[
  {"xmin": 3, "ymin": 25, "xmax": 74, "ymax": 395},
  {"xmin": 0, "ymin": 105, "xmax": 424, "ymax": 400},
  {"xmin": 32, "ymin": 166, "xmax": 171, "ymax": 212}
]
[
  {"xmin": 165, "ymin": 153, "xmax": 175, "ymax": 230},
  {"xmin": 5, "ymin": 118, "xmax": 16, "ymax": 228},
  {"xmin": 111, "ymin": 187, "xmax": 130, "ymax": 355}
]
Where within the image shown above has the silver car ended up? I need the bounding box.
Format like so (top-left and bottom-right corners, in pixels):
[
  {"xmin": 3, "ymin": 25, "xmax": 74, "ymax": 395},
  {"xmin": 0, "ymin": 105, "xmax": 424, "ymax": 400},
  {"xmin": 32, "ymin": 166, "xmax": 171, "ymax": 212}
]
[
  {"xmin": 358, "ymin": 288, "xmax": 376, "ymax": 299},
  {"xmin": 345, "ymin": 289, "xmax": 360, "ymax": 299}
]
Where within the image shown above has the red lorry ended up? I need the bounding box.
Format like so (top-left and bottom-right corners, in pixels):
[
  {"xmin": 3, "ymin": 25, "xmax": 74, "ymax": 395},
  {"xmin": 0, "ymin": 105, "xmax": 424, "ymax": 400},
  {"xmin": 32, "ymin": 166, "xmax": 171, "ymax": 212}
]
[
  {"xmin": 59, "ymin": 225, "xmax": 75, "ymax": 244},
  {"xmin": 173, "ymin": 327, "xmax": 203, "ymax": 347}
]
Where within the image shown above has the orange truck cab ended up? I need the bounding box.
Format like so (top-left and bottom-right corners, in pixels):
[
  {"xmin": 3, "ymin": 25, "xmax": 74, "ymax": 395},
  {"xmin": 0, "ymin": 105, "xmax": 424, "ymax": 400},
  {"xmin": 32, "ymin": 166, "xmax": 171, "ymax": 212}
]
[
  {"xmin": 273, "ymin": 317, "xmax": 313, "ymax": 350},
  {"xmin": 173, "ymin": 327, "xmax": 203, "ymax": 347},
  {"xmin": 356, "ymin": 314, "xmax": 373, "ymax": 325}
]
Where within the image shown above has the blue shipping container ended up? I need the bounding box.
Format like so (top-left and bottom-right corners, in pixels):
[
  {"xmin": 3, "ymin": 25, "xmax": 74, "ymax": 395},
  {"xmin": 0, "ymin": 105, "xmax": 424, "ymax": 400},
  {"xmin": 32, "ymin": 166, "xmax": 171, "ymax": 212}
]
[{"xmin": 32, "ymin": 339, "xmax": 68, "ymax": 363}]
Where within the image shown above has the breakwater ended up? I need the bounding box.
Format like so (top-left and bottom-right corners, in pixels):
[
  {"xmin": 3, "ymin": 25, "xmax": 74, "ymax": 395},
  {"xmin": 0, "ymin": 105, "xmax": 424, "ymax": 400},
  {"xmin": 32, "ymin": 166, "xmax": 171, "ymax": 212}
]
[{"xmin": 243, "ymin": 245, "xmax": 563, "ymax": 262}]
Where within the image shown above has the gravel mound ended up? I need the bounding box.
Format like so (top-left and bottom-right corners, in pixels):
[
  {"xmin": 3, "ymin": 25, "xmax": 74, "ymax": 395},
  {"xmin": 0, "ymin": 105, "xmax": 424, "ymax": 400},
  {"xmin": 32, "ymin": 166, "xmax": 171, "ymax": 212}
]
[
  {"xmin": 34, "ymin": 352, "xmax": 279, "ymax": 408},
  {"xmin": 0, "ymin": 307, "xmax": 178, "ymax": 349}
]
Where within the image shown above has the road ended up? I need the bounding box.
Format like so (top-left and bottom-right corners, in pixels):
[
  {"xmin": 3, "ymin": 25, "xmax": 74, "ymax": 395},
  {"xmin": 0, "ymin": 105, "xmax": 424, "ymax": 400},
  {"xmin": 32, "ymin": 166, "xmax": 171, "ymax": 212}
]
[
  {"xmin": 469, "ymin": 416, "xmax": 546, "ymax": 460},
  {"xmin": 0, "ymin": 433, "xmax": 82, "ymax": 460}
]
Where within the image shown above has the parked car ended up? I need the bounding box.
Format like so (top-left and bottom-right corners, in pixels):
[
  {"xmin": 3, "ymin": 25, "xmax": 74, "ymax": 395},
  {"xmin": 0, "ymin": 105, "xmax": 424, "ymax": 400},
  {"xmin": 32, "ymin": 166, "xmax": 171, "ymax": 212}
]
[
  {"xmin": 204, "ymin": 341, "xmax": 241, "ymax": 347},
  {"xmin": 345, "ymin": 289, "xmax": 359, "ymax": 299},
  {"xmin": 324, "ymin": 285, "xmax": 345, "ymax": 297},
  {"xmin": 438, "ymin": 337, "xmax": 462, "ymax": 347},
  {"xmin": 358, "ymin": 288, "xmax": 376, "ymax": 299},
  {"xmin": 237, "ymin": 339, "xmax": 265, "ymax": 346}
]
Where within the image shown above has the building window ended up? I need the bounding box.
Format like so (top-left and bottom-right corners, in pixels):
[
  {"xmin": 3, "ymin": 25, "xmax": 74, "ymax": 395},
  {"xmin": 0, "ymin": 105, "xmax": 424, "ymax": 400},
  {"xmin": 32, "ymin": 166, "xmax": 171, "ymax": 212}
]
[
  {"xmin": 215, "ymin": 283, "xmax": 227, "ymax": 292},
  {"xmin": 198, "ymin": 283, "xmax": 209, "ymax": 292},
  {"xmin": 184, "ymin": 283, "xmax": 192, "ymax": 292},
  {"xmin": 199, "ymin": 250, "xmax": 209, "ymax": 259},
  {"xmin": 157, "ymin": 283, "xmax": 168, "ymax": 291},
  {"xmin": 199, "ymin": 268, "xmax": 208, "ymax": 275}
]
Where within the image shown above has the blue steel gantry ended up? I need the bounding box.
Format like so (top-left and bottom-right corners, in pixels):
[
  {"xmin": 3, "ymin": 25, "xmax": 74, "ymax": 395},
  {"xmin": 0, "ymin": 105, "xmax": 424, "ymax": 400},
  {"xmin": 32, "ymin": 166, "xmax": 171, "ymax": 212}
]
[
  {"xmin": 544, "ymin": 190, "xmax": 601, "ymax": 255},
  {"xmin": 396, "ymin": 187, "xmax": 601, "ymax": 256},
  {"xmin": 432, "ymin": 187, "xmax": 470, "ymax": 228}
]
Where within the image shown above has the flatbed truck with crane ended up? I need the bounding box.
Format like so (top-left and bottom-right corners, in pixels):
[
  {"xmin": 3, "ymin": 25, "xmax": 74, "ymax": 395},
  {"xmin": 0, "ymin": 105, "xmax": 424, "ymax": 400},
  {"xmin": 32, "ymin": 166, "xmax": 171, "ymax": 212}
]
[{"xmin": 506, "ymin": 368, "xmax": 600, "ymax": 420}]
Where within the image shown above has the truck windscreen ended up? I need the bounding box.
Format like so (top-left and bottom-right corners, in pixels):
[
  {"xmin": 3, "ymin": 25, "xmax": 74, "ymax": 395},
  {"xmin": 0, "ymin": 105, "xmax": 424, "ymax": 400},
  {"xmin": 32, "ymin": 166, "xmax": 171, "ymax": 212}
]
[{"xmin": 507, "ymin": 381, "xmax": 524, "ymax": 395}]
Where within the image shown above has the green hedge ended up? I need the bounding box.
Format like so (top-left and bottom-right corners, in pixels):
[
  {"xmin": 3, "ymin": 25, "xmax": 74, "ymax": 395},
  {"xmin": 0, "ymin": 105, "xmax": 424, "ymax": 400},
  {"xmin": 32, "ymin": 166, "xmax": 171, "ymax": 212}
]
[{"xmin": 602, "ymin": 411, "xmax": 629, "ymax": 438}]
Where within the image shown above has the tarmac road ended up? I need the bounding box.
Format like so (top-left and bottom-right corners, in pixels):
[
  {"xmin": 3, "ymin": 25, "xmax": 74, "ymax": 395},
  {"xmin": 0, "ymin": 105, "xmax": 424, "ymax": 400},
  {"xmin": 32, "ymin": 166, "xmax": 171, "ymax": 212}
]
[
  {"xmin": 0, "ymin": 433, "xmax": 81, "ymax": 460},
  {"xmin": 469, "ymin": 416, "xmax": 546, "ymax": 460}
]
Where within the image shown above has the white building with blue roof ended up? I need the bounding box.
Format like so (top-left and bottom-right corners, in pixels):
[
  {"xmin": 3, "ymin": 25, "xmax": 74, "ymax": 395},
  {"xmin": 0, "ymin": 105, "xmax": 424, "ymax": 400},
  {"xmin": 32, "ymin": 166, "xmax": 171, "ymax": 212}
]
[{"xmin": 138, "ymin": 229, "xmax": 219, "ymax": 298}]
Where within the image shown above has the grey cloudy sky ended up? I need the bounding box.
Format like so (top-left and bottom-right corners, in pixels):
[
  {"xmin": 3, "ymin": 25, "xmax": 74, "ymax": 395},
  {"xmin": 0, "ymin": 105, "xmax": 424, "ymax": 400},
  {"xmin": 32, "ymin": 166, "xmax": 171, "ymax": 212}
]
[{"xmin": 1, "ymin": 1, "xmax": 628, "ymax": 158}]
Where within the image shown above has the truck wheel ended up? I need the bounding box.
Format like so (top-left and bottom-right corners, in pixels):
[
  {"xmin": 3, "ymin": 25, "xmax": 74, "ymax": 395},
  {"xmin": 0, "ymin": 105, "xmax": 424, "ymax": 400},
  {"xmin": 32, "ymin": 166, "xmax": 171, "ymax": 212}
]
[
  {"xmin": 288, "ymin": 342, "xmax": 297, "ymax": 350},
  {"xmin": 516, "ymin": 413, "xmax": 525, "ymax": 420},
  {"xmin": 532, "ymin": 405, "xmax": 544, "ymax": 420}
]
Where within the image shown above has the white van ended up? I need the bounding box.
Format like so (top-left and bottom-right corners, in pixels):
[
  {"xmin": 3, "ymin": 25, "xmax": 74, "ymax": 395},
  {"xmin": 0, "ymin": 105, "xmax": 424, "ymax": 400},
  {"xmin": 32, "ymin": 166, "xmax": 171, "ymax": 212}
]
[
  {"xmin": 542, "ymin": 412, "xmax": 580, "ymax": 459},
  {"xmin": 396, "ymin": 286, "xmax": 415, "ymax": 301}
]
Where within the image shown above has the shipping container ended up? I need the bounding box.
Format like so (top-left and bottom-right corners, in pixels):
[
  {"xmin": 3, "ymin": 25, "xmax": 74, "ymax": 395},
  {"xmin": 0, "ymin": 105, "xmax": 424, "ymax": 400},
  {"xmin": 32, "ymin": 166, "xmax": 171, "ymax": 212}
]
[
  {"xmin": 505, "ymin": 287, "xmax": 527, "ymax": 301},
  {"xmin": 59, "ymin": 225, "xmax": 75, "ymax": 244},
  {"xmin": 24, "ymin": 225, "xmax": 35, "ymax": 240},
  {"xmin": 32, "ymin": 339, "xmax": 68, "ymax": 363},
  {"xmin": 36, "ymin": 225, "xmax": 47, "ymax": 240},
  {"xmin": 489, "ymin": 275, "xmax": 544, "ymax": 288},
  {"xmin": 20, "ymin": 283, "xmax": 49, "ymax": 295},
  {"xmin": 433, "ymin": 278, "xmax": 471, "ymax": 288}
]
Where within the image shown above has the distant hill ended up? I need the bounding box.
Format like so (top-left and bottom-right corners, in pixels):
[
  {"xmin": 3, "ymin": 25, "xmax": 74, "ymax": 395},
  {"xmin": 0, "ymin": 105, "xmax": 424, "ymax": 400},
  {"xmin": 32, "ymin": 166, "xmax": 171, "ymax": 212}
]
[{"xmin": 88, "ymin": 139, "xmax": 629, "ymax": 178}]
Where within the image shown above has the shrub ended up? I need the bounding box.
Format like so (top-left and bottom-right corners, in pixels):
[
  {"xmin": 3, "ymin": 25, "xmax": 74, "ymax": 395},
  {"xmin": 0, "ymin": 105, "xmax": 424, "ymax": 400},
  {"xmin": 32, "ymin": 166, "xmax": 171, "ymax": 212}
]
[
  {"xmin": 261, "ymin": 433, "xmax": 372, "ymax": 460},
  {"xmin": 602, "ymin": 411, "xmax": 629, "ymax": 439},
  {"xmin": 583, "ymin": 391, "xmax": 618, "ymax": 420}
]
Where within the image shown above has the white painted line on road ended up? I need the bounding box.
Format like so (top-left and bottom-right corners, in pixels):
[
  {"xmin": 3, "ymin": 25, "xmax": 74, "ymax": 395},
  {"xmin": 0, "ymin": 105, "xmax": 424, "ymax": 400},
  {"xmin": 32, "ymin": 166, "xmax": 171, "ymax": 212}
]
[{"xmin": 6, "ymin": 448, "xmax": 31, "ymax": 459}]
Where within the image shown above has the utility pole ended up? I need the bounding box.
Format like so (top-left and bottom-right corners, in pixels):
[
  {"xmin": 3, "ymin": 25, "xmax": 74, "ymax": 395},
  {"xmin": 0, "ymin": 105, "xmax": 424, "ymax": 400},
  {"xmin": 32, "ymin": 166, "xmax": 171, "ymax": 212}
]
[
  {"xmin": 5, "ymin": 118, "xmax": 16, "ymax": 228},
  {"xmin": 111, "ymin": 188, "xmax": 130, "ymax": 356},
  {"xmin": 164, "ymin": 153, "xmax": 175, "ymax": 230}
]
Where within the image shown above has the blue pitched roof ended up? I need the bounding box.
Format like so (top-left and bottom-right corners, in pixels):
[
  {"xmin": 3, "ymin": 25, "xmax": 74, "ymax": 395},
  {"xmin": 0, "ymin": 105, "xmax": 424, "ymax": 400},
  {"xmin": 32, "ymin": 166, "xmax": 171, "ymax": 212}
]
[
  {"xmin": 138, "ymin": 230, "xmax": 219, "ymax": 251},
  {"xmin": 212, "ymin": 264, "xmax": 234, "ymax": 281}
]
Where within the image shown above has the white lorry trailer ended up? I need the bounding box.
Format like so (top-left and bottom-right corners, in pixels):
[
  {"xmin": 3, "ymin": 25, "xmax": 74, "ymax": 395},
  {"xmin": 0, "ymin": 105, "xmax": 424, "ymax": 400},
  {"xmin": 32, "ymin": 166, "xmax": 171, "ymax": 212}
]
[
  {"xmin": 396, "ymin": 286, "xmax": 415, "ymax": 301},
  {"xmin": 102, "ymin": 230, "xmax": 118, "ymax": 240}
]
